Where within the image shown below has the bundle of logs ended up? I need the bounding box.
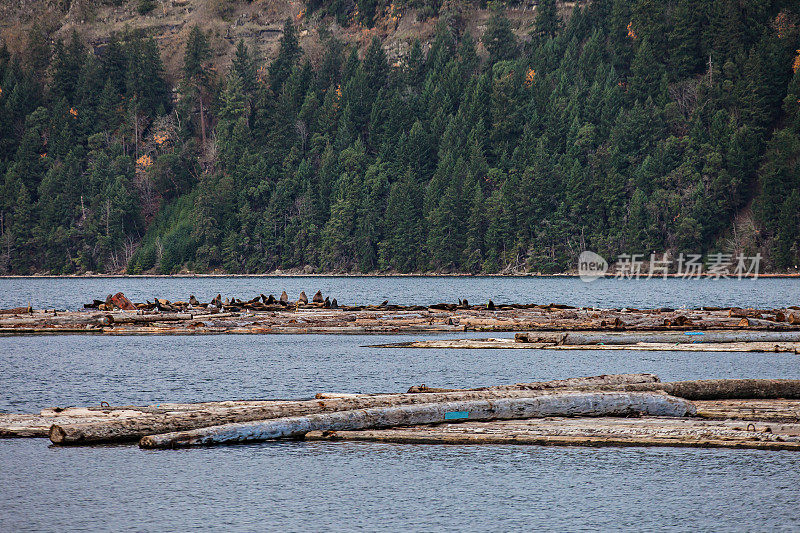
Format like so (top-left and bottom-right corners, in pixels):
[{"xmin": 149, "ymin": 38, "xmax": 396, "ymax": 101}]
[
  {"xmin": 2, "ymin": 375, "xmax": 799, "ymax": 450},
  {"xmin": 1, "ymin": 292, "xmax": 800, "ymax": 336}
]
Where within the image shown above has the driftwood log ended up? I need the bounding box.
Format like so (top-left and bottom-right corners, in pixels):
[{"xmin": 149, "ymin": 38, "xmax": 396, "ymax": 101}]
[
  {"xmin": 515, "ymin": 331, "xmax": 800, "ymax": 344},
  {"xmin": 306, "ymin": 417, "xmax": 800, "ymax": 451},
  {"xmin": 138, "ymin": 392, "xmax": 695, "ymax": 449},
  {"xmin": 411, "ymin": 378, "xmax": 800, "ymax": 401},
  {"xmin": 407, "ymin": 373, "xmax": 658, "ymax": 393},
  {"xmin": 618, "ymin": 379, "xmax": 800, "ymax": 400}
]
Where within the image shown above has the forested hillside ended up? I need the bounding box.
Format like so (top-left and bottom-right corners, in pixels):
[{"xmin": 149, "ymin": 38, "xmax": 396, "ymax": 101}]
[{"xmin": 1, "ymin": 0, "xmax": 799, "ymax": 274}]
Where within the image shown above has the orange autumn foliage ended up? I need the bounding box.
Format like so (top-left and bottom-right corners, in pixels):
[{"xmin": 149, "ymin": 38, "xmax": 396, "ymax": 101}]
[
  {"xmin": 773, "ymin": 11, "xmax": 796, "ymax": 39},
  {"xmin": 627, "ymin": 21, "xmax": 637, "ymax": 40},
  {"xmin": 136, "ymin": 154, "xmax": 153, "ymax": 169},
  {"xmin": 524, "ymin": 68, "xmax": 536, "ymax": 87}
]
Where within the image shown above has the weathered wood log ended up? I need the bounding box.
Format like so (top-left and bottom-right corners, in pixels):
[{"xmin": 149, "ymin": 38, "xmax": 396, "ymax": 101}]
[
  {"xmin": 516, "ymin": 330, "xmax": 800, "ymax": 344},
  {"xmin": 617, "ymin": 379, "xmax": 800, "ymax": 400},
  {"xmin": 406, "ymin": 373, "xmax": 659, "ymax": 393},
  {"xmin": 49, "ymin": 385, "xmax": 682, "ymax": 445},
  {"xmin": 736, "ymin": 317, "xmax": 780, "ymax": 328},
  {"xmin": 0, "ymin": 305, "xmax": 32, "ymax": 314},
  {"xmin": 138, "ymin": 392, "xmax": 695, "ymax": 448},
  {"xmin": 306, "ymin": 417, "xmax": 800, "ymax": 450},
  {"xmin": 0, "ymin": 314, "xmax": 113, "ymax": 327},
  {"xmin": 373, "ymin": 338, "xmax": 800, "ymax": 352}
]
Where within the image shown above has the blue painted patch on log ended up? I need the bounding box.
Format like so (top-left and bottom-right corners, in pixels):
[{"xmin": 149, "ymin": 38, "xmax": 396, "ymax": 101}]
[{"xmin": 444, "ymin": 411, "xmax": 469, "ymax": 420}]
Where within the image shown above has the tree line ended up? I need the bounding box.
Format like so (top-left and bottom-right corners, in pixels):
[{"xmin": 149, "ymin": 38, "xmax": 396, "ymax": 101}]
[{"xmin": 1, "ymin": 0, "xmax": 799, "ymax": 275}]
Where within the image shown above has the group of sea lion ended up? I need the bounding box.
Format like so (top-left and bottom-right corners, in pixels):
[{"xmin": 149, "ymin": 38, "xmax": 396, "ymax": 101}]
[{"xmin": 84, "ymin": 291, "xmax": 339, "ymax": 312}]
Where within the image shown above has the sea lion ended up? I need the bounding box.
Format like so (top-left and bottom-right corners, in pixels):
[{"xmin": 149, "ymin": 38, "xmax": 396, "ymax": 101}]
[
  {"xmin": 299, "ymin": 291, "xmax": 308, "ymax": 304},
  {"xmin": 280, "ymin": 291, "xmax": 289, "ymax": 303},
  {"xmin": 313, "ymin": 290, "xmax": 323, "ymax": 303}
]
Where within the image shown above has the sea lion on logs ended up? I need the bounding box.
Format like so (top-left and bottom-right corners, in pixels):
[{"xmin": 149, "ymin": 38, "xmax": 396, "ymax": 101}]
[
  {"xmin": 324, "ymin": 297, "xmax": 331, "ymax": 308},
  {"xmin": 299, "ymin": 291, "xmax": 308, "ymax": 304},
  {"xmin": 487, "ymin": 300, "xmax": 495, "ymax": 311},
  {"xmin": 280, "ymin": 291, "xmax": 289, "ymax": 304},
  {"xmin": 189, "ymin": 295, "xmax": 200, "ymax": 307},
  {"xmin": 331, "ymin": 298, "xmax": 339, "ymax": 309},
  {"xmin": 313, "ymin": 290, "xmax": 324, "ymax": 303}
]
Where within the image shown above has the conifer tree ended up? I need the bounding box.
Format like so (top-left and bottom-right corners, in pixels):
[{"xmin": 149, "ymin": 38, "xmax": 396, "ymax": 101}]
[
  {"xmin": 182, "ymin": 25, "xmax": 212, "ymax": 144},
  {"xmin": 482, "ymin": 6, "xmax": 518, "ymax": 63},
  {"xmin": 269, "ymin": 19, "xmax": 301, "ymax": 95}
]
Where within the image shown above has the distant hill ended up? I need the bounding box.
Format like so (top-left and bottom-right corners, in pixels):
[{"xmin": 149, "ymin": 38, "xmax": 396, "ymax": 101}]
[{"xmin": 1, "ymin": 0, "xmax": 799, "ymax": 275}]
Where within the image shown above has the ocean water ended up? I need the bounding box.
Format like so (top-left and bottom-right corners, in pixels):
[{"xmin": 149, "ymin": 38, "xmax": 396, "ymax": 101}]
[
  {"xmin": 1, "ymin": 277, "xmax": 799, "ymax": 531},
  {"xmin": 1, "ymin": 275, "xmax": 799, "ymax": 310}
]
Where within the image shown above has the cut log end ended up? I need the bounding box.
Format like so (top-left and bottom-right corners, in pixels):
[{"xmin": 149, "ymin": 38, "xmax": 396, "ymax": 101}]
[{"xmin": 48, "ymin": 424, "xmax": 67, "ymax": 444}]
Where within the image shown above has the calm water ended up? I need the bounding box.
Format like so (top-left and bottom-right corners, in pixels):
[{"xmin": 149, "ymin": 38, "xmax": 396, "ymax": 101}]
[
  {"xmin": 1, "ymin": 275, "xmax": 799, "ymax": 310},
  {"xmin": 2, "ymin": 277, "xmax": 800, "ymax": 531}
]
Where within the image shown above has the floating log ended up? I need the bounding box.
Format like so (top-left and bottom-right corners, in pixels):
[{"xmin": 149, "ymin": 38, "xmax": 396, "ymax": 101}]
[
  {"xmin": 376, "ymin": 337, "xmax": 800, "ymax": 353},
  {"xmin": 138, "ymin": 392, "xmax": 695, "ymax": 448},
  {"xmin": 515, "ymin": 331, "xmax": 800, "ymax": 344},
  {"xmin": 619, "ymin": 379, "xmax": 800, "ymax": 400},
  {"xmin": 0, "ymin": 305, "xmax": 32, "ymax": 314},
  {"xmin": 305, "ymin": 417, "xmax": 800, "ymax": 451},
  {"xmin": 0, "ymin": 314, "xmax": 113, "ymax": 327},
  {"xmin": 406, "ymin": 378, "xmax": 800, "ymax": 401},
  {"xmin": 694, "ymin": 399, "xmax": 800, "ymax": 423},
  {"xmin": 407, "ymin": 373, "xmax": 659, "ymax": 393}
]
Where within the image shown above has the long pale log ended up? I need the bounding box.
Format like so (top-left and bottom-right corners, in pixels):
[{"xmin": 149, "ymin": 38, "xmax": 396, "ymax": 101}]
[
  {"xmin": 379, "ymin": 338, "xmax": 800, "ymax": 352},
  {"xmin": 617, "ymin": 379, "xmax": 800, "ymax": 400},
  {"xmin": 0, "ymin": 314, "xmax": 113, "ymax": 327},
  {"xmin": 406, "ymin": 373, "xmax": 659, "ymax": 393},
  {"xmin": 516, "ymin": 331, "xmax": 800, "ymax": 344},
  {"xmin": 139, "ymin": 392, "xmax": 695, "ymax": 449},
  {"xmin": 48, "ymin": 384, "xmax": 664, "ymax": 445},
  {"xmin": 306, "ymin": 417, "xmax": 800, "ymax": 451},
  {"xmin": 463, "ymin": 378, "xmax": 800, "ymax": 400},
  {"xmin": 109, "ymin": 312, "xmax": 239, "ymax": 323}
]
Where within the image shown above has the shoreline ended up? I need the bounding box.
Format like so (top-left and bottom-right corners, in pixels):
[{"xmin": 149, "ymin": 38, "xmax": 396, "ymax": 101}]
[{"xmin": 1, "ymin": 272, "xmax": 799, "ymax": 279}]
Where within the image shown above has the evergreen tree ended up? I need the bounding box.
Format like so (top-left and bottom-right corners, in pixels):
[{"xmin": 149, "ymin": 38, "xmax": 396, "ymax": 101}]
[
  {"xmin": 534, "ymin": 0, "xmax": 560, "ymax": 40},
  {"xmin": 482, "ymin": 7, "xmax": 518, "ymax": 63},
  {"xmin": 269, "ymin": 19, "xmax": 301, "ymax": 94},
  {"xmin": 182, "ymin": 25, "xmax": 212, "ymax": 143}
]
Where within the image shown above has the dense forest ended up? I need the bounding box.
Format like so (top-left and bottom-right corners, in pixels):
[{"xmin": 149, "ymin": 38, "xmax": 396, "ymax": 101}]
[{"xmin": 1, "ymin": 0, "xmax": 800, "ymax": 274}]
